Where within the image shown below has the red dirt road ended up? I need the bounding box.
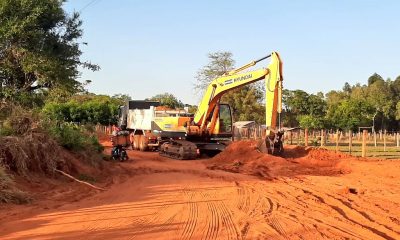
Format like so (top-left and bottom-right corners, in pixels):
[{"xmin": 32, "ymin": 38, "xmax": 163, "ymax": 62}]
[{"xmin": 1, "ymin": 142, "xmax": 400, "ymax": 239}]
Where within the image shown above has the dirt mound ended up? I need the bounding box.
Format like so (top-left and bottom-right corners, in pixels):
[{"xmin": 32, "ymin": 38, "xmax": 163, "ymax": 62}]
[{"xmin": 206, "ymin": 140, "xmax": 351, "ymax": 179}]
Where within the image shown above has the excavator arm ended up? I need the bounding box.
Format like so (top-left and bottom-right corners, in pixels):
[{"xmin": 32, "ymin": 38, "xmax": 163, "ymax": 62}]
[{"xmin": 192, "ymin": 51, "xmax": 283, "ymax": 136}]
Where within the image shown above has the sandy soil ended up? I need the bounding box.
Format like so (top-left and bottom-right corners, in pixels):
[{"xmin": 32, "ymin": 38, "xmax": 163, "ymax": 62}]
[{"xmin": 1, "ymin": 140, "xmax": 400, "ymax": 240}]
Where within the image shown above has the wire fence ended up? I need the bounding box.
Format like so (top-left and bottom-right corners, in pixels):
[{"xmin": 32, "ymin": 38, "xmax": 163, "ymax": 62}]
[{"xmin": 234, "ymin": 125, "xmax": 400, "ymax": 159}]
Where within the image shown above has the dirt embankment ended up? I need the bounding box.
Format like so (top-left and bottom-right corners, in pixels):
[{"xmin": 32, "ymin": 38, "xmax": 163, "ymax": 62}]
[
  {"xmin": 0, "ymin": 132, "xmax": 112, "ymax": 206},
  {"xmin": 206, "ymin": 140, "xmax": 352, "ymax": 179}
]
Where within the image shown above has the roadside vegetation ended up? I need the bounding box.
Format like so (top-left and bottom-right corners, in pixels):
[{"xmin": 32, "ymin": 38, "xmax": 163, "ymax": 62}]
[{"xmin": 0, "ymin": 0, "xmax": 109, "ymax": 203}]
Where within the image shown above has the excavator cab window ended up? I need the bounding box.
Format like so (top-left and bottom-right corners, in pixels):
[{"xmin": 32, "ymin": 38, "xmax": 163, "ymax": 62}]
[{"xmin": 218, "ymin": 104, "xmax": 232, "ymax": 134}]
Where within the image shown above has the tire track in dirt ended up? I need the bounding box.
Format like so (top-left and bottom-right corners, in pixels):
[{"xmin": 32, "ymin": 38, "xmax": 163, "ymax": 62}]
[
  {"xmin": 247, "ymin": 181, "xmax": 366, "ymax": 239},
  {"xmin": 125, "ymin": 190, "xmax": 186, "ymax": 240},
  {"xmin": 181, "ymin": 188, "xmax": 199, "ymax": 240},
  {"xmin": 285, "ymin": 182, "xmax": 399, "ymax": 240},
  {"xmin": 218, "ymin": 199, "xmax": 240, "ymax": 239},
  {"xmin": 201, "ymin": 191, "xmax": 220, "ymax": 240}
]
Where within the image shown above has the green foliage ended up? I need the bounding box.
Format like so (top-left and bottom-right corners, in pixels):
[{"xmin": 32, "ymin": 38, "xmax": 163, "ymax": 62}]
[
  {"xmin": 365, "ymin": 79, "xmax": 394, "ymax": 118},
  {"xmin": 44, "ymin": 121, "xmax": 103, "ymax": 152},
  {"xmin": 222, "ymin": 85, "xmax": 265, "ymax": 123},
  {"xmin": 147, "ymin": 93, "xmax": 184, "ymax": 109},
  {"xmin": 112, "ymin": 94, "xmax": 132, "ymax": 103},
  {"xmin": 42, "ymin": 94, "xmax": 122, "ymax": 125},
  {"xmin": 368, "ymin": 73, "xmax": 384, "ymax": 86},
  {"xmin": 396, "ymin": 102, "xmax": 400, "ymax": 120},
  {"xmin": 283, "ymin": 73, "xmax": 400, "ymax": 131},
  {"xmin": 283, "ymin": 90, "xmax": 327, "ymax": 128},
  {"xmin": 298, "ymin": 115, "xmax": 325, "ymax": 129},
  {"xmin": 326, "ymin": 99, "xmax": 374, "ymax": 130},
  {"xmin": 0, "ymin": 0, "xmax": 98, "ymax": 103}
]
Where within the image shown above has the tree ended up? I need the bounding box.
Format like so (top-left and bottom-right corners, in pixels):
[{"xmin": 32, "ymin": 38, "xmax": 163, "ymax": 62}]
[
  {"xmin": 0, "ymin": 0, "xmax": 98, "ymax": 101},
  {"xmin": 194, "ymin": 51, "xmax": 265, "ymax": 123},
  {"xmin": 283, "ymin": 89, "xmax": 327, "ymax": 128},
  {"xmin": 367, "ymin": 73, "xmax": 384, "ymax": 86},
  {"xmin": 222, "ymin": 85, "xmax": 265, "ymax": 123},
  {"xmin": 326, "ymin": 99, "xmax": 374, "ymax": 130},
  {"xmin": 343, "ymin": 82, "xmax": 352, "ymax": 94},
  {"xmin": 147, "ymin": 93, "xmax": 184, "ymax": 109},
  {"xmin": 195, "ymin": 52, "xmax": 235, "ymax": 91},
  {"xmin": 396, "ymin": 102, "xmax": 400, "ymax": 120},
  {"xmin": 366, "ymin": 78, "xmax": 394, "ymax": 118},
  {"xmin": 283, "ymin": 90, "xmax": 310, "ymax": 115},
  {"xmin": 112, "ymin": 94, "xmax": 132, "ymax": 103},
  {"xmin": 298, "ymin": 115, "xmax": 325, "ymax": 129}
]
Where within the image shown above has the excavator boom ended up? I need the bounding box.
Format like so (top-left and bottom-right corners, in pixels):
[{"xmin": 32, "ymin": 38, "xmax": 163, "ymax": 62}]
[{"xmin": 193, "ymin": 52, "xmax": 283, "ymax": 136}]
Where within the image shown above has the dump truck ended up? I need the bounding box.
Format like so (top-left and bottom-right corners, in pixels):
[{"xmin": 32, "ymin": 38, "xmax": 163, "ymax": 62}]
[{"xmin": 117, "ymin": 100, "xmax": 194, "ymax": 151}]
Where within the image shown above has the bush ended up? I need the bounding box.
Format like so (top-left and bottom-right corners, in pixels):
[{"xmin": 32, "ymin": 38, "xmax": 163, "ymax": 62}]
[
  {"xmin": 0, "ymin": 104, "xmax": 36, "ymax": 136},
  {"xmin": 44, "ymin": 121, "xmax": 104, "ymax": 153},
  {"xmin": 41, "ymin": 94, "xmax": 122, "ymax": 125}
]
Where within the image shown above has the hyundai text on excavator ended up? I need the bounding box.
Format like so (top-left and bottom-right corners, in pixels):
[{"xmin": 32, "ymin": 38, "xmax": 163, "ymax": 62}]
[{"xmin": 118, "ymin": 51, "xmax": 284, "ymax": 159}]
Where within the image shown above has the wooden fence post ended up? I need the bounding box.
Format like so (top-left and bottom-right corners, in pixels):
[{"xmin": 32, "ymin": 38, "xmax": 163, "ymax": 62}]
[
  {"xmin": 374, "ymin": 131, "xmax": 377, "ymax": 147},
  {"xmin": 383, "ymin": 130, "xmax": 387, "ymax": 152},
  {"xmin": 305, "ymin": 128, "xmax": 309, "ymax": 147},
  {"xmin": 297, "ymin": 131, "xmax": 300, "ymax": 145},
  {"xmin": 397, "ymin": 132, "xmax": 399, "ymax": 148},
  {"xmin": 362, "ymin": 130, "xmax": 367, "ymax": 157},
  {"xmin": 335, "ymin": 129, "xmax": 339, "ymax": 152},
  {"xmin": 348, "ymin": 130, "xmax": 352, "ymax": 154},
  {"xmin": 320, "ymin": 129, "xmax": 325, "ymax": 147}
]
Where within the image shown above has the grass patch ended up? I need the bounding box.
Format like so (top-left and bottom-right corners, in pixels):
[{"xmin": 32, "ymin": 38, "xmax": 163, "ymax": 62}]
[{"xmin": 323, "ymin": 144, "xmax": 400, "ymax": 159}]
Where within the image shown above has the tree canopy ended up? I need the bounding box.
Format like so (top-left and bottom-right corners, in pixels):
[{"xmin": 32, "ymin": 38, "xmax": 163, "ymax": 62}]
[
  {"xmin": 42, "ymin": 94, "xmax": 123, "ymax": 125},
  {"xmin": 283, "ymin": 73, "xmax": 400, "ymax": 131},
  {"xmin": 0, "ymin": 0, "xmax": 98, "ymax": 101}
]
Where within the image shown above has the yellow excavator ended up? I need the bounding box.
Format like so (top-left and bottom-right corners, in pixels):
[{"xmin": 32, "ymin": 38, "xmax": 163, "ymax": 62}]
[{"xmin": 159, "ymin": 51, "xmax": 284, "ymax": 159}]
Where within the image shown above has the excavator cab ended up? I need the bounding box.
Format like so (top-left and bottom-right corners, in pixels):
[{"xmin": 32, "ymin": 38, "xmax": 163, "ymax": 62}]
[{"xmin": 216, "ymin": 103, "xmax": 233, "ymax": 136}]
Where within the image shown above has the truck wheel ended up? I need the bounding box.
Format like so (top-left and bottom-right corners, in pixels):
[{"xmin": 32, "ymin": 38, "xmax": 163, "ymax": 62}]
[
  {"xmin": 139, "ymin": 135, "xmax": 148, "ymax": 151},
  {"xmin": 130, "ymin": 133, "xmax": 134, "ymax": 149},
  {"xmin": 133, "ymin": 135, "xmax": 140, "ymax": 150}
]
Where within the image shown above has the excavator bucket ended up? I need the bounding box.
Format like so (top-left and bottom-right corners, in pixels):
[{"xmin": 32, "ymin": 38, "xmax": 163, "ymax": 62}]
[{"xmin": 257, "ymin": 131, "xmax": 284, "ymax": 155}]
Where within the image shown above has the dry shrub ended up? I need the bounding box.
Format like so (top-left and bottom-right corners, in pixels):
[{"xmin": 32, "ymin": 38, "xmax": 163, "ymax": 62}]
[
  {"xmin": 0, "ymin": 166, "xmax": 30, "ymax": 204},
  {"xmin": 0, "ymin": 133, "xmax": 64, "ymax": 176},
  {"xmin": 0, "ymin": 104, "xmax": 37, "ymax": 136}
]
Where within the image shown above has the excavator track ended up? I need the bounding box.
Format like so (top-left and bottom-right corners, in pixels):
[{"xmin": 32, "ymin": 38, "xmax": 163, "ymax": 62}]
[{"xmin": 159, "ymin": 140, "xmax": 198, "ymax": 160}]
